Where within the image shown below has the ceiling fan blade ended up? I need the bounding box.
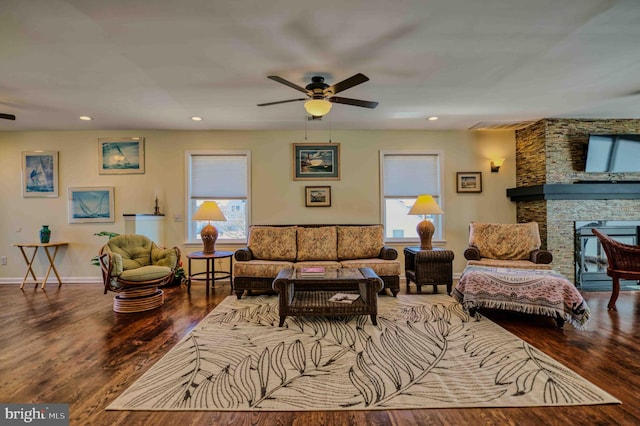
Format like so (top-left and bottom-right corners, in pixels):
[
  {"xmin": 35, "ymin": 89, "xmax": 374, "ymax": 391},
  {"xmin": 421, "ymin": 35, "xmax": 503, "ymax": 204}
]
[
  {"xmin": 329, "ymin": 73, "xmax": 369, "ymax": 95},
  {"xmin": 0, "ymin": 113, "xmax": 16, "ymax": 120},
  {"xmin": 329, "ymin": 96, "xmax": 379, "ymax": 109},
  {"xmin": 257, "ymin": 98, "xmax": 307, "ymax": 107},
  {"xmin": 267, "ymin": 76, "xmax": 309, "ymax": 94}
]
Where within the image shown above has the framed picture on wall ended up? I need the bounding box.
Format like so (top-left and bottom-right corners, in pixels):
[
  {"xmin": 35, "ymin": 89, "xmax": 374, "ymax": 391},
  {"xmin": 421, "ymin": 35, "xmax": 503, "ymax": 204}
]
[
  {"xmin": 68, "ymin": 187, "xmax": 115, "ymax": 223},
  {"xmin": 305, "ymin": 186, "xmax": 331, "ymax": 207},
  {"xmin": 98, "ymin": 137, "xmax": 145, "ymax": 174},
  {"xmin": 22, "ymin": 151, "xmax": 59, "ymax": 197},
  {"xmin": 456, "ymin": 172, "xmax": 482, "ymax": 193},
  {"xmin": 292, "ymin": 143, "xmax": 340, "ymax": 180}
]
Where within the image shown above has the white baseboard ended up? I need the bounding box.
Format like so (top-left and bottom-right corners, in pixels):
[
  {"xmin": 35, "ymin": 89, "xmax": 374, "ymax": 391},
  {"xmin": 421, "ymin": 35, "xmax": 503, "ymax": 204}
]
[{"xmin": 0, "ymin": 277, "xmax": 102, "ymax": 285}]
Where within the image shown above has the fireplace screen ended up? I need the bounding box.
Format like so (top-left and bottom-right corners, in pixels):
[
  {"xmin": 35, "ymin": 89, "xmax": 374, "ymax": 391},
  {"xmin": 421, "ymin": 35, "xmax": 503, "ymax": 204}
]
[{"xmin": 575, "ymin": 221, "xmax": 640, "ymax": 289}]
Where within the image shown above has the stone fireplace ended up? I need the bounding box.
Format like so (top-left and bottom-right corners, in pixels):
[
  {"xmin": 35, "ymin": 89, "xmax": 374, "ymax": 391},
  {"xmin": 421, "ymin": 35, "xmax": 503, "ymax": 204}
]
[{"xmin": 507, "ymin": 119, "xmax": 640, "ymax": 285}]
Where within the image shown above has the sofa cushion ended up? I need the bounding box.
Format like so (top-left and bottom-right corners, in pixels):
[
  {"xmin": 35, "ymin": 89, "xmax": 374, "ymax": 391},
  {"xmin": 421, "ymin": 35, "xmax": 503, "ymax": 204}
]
[
  {"xmin": 104, "ymin": 234, "xmax": 154, "ymax": 269},
  {"xmin": 119, "ymin": 265, "xmax": 173, "ymax": 282},
  {"xmin": 337, "ymin": 225, "xmax": 384, "ymax": 260},
  {"xmin": 297, "ymin": 226, "xmax": 338, "ymax": 261},
  {"xmin": 233, "ymin": 260, "xmax": 295, "ymax": 278},
  {"xmin": 340, "ymin": 258, "xmax": 401, "ymax": 276},
  {"xmin": 248, "ymin": 226, "xmax": 297, "ymax": 261},
  {"xmin": 469, "ymin": 222, "xmax": 541, "ymax": 261},
  {"xmin": 466, "ymin": 259, "xmax": 552, "ymax": 270}
]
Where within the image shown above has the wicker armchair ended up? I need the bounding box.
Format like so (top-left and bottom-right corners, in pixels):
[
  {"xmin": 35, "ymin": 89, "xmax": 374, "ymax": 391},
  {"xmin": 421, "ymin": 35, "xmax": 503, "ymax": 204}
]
[
  {"xmin": 99, "ymin": 234, "xmax": 180, "ymax": 313},
  {"xmin": 592, "ymin": 228, "xmax": 640, "ymax": 310},
  {"xmin": 463, "ymin": 222, "xmax": 553, "ymax": 269}
]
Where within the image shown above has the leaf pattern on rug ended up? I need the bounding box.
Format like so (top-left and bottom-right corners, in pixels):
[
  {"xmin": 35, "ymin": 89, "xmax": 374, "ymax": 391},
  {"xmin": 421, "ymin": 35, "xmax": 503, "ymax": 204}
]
[{"xmin": 107, "ymin": 295, "xmax": 619, "ymax": 411}]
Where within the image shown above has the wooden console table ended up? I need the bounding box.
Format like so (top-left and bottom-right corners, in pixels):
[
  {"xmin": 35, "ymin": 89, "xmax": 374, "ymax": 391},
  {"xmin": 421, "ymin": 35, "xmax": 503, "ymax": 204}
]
[{"xmin": 13, "ymin": 242, "xmax": 69, "ymax": 289}]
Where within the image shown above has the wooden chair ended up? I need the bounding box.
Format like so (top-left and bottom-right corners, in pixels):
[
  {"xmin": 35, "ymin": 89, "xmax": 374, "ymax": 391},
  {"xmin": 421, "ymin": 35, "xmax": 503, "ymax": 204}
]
[
  {"xmin": 592, "ymin": 228, "xmax": 640, "ymax": 310},
  {"xmin": 99, "ymin": 234, "xmax": 180, "ymax": 313}
]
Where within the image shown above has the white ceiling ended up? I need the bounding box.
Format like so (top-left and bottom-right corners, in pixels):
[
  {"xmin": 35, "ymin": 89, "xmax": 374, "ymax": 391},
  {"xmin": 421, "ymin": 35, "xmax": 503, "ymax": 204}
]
[{"xmin": 1, "ymin": 0, "xmax": 639, "ymax": 131}]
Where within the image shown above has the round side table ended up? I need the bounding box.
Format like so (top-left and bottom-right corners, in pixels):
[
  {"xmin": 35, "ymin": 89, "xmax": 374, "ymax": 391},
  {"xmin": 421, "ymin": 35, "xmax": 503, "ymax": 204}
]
[{"xmin": 187, "ymin": 250, "xmax": 233, "ymax": 294}]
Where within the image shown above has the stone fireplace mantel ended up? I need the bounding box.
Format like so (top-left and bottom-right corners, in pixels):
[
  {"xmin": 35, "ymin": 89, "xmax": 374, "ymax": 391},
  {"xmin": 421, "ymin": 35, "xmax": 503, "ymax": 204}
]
[{"xmin": 507, "ymin": 183, "xmax": 640, "ymax": 202}]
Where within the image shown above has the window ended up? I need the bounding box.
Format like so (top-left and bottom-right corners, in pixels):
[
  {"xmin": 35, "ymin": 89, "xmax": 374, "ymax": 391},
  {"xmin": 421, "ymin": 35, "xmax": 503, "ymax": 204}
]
[
  {"xmin": 380, "ymin": 151, "xmax": 444, "ymax": 243},
  {"xmin": 186, "ymin": 151, "xmax": 251, "ymax": 244}
]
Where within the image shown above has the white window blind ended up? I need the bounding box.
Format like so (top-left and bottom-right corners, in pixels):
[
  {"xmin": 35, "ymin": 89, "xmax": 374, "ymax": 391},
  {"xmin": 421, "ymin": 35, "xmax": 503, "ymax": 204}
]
[
  {"xmin": 186, "ymin": 151, "xmax": 250, "ymax": 244},
  {"xmin": 191, "ymin": 155, "xmax": 247, "ymax": 199},
  {"xmin": 383, "ymin": 154, "xmax": 439, "ymax": 197},
  {"xmin": 380, "ymin": 151, "xmax": 443, "ymax": 241}
]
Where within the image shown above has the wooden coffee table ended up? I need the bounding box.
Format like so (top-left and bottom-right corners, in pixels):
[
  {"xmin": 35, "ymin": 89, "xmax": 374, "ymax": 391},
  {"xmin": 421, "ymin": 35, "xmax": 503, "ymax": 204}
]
[{"xmin": 272, "ymin": 267, "xmax": 384, "ymax": 327}]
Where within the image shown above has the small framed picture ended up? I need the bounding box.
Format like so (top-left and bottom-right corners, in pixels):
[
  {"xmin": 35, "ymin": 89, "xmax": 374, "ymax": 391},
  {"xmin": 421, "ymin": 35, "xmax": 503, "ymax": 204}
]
[
  {"xmin": 68, "ymin": 187, "xmax": 115, "ymax": 223},
  {"xmin": 22, "ymin": 151, "xmax": 59, "ymax": 197},
  {"xmin": 456, "ymin": 172, "xmax": 482, "ymax": 193},
  {"xmin": 305, "ymin": 186, "xmax": 331, "ymax": 207},
  {"xmin": 98, "ymin": 137, "xmax": 145, "ymax": 174},
  {"xmin": 293, "ymin": 143, "xmax": 340, "ymax": 180}
]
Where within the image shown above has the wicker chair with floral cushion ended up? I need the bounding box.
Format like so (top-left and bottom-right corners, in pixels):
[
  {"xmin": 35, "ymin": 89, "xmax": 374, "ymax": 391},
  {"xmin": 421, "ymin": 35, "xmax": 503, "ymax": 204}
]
[
  {"xmin": 99, "ymin": 234, "xmax": 180, "ymax": 313},
  {"xmin": 463, "ymin": 222, "xmax": 553, "ymax": 269},
  {"xmin": 592, "ymin": 228, "xmax": 640, "ymax": 310}
]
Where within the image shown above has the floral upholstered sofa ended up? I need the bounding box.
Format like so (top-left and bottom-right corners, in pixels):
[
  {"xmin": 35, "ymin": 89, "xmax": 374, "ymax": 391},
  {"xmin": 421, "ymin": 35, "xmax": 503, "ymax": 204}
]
[
  {"xmin": 463, "ymin": 222, "xmax": 553, "ymax": 269},
  {"xmin": 233, "ymin": 225, "xmax": 401, "ymax": 298}
]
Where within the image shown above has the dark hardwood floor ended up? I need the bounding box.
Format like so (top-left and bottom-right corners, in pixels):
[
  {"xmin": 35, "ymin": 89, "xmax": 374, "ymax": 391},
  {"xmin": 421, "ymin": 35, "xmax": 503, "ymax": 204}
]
[{"xmin": 1, "ymin": 281, "xmax": 639, "ymax": 426}]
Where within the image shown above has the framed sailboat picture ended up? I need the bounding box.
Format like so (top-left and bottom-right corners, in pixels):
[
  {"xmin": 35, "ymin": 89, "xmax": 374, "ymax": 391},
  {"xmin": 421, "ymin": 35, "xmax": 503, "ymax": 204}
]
[
  {"xmin": 292, "ymin": 143, "xmax": 340, "ymax": 180},
  {"xmin": 22, "ymin": 151, "xmax": 59, "ymax": 197},
  {"xmin": 68, "ymin": 187, "xmax": 115, "ymax": 223},
  {"xmin": 98, "ymin": 137, "xmax": 145, "ymax": 174}
]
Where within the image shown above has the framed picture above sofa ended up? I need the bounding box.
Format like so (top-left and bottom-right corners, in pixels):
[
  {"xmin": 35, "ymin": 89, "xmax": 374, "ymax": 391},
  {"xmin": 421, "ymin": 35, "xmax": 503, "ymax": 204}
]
[
  {"xmin": 305, "ymin": 186, "xmax": 331, "ymax": 207},
  {"xmin": 292, "ymin": 143, "xmax": 340, "ymax": 180}
]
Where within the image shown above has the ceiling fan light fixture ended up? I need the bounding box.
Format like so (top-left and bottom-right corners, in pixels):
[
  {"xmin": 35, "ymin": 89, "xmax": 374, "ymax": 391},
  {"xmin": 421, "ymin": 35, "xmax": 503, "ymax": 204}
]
[{"xmin": 304, "ymin": 99, "xmax": 332, "ymax": 117}]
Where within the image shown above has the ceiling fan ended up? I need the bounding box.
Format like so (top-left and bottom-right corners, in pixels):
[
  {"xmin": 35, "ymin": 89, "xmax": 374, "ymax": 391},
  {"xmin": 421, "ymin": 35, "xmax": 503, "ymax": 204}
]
[
  {"xmin": 0, "ymin": 113, "xmax": 16, "ymax": 120},
  {"xmin": 257, "ymin": 73, "xmax": 378, "ymax": 117}
]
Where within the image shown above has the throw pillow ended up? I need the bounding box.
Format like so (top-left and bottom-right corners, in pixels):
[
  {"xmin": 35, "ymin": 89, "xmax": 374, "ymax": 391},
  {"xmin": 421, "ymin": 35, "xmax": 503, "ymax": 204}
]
[
  {"xmin": 248, "ymin": 226, "xmax": 297, "ymax": 261},
  {"xmin": 337, "ymin": 225, "xmax": 384, "ymax": 260},
  {"xmin": 297, "ymin": 226, "xmax": 337, "ymax": 261},
  {"xmin": 469, "ymin": 222, "xmax": 541, "ymax": 260}
]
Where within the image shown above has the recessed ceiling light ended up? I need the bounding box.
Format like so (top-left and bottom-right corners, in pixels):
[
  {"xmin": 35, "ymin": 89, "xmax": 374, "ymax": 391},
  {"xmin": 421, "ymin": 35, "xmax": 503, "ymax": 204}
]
[
  {"xmin": 79, "ymin": 116, "xmax": 92, "ymax": 121},
  {"xmin": 427, "ymin": 116, "xmax": 439, "ymax": 121},
  {"xmin": 191, "ymin": 116, "xmax": 203, "ymax": 121}
]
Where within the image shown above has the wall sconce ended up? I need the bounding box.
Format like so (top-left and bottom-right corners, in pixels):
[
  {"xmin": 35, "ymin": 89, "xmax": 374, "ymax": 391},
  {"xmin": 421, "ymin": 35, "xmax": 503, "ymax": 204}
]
[{"xmin": 491, "ymin": 158, "xmax": 505, "ymax": 173}]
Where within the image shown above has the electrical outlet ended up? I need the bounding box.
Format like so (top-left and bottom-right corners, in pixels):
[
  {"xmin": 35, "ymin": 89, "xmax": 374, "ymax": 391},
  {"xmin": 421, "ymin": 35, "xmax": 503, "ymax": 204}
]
[{"xmin": 0, "ymin": 256, "xmax": 7, "ymax": 265}]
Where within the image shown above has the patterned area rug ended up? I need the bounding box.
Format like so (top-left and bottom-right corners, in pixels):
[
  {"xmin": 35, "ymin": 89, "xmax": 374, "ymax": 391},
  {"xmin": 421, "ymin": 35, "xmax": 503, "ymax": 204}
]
[{"xmin": 107, "ymin": 294, "xmax": 619, "ymax": 411}]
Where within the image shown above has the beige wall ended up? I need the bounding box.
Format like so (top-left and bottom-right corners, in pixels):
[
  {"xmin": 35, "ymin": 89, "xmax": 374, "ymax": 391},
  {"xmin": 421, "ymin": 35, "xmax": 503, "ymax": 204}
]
[{"xmin": 0, "ymin": 129, "xmax": 516, "ymax": 283}]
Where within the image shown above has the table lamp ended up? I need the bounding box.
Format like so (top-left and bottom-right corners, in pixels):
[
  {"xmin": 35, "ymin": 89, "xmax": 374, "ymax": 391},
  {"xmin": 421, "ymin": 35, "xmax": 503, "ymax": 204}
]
[
  {"xmin": 192, "ymin": 201, "xmax": 227, "ymax": 254},
  {"xmin": 407, "ymin": 194, "xmax": 444, "ymax": 250}
]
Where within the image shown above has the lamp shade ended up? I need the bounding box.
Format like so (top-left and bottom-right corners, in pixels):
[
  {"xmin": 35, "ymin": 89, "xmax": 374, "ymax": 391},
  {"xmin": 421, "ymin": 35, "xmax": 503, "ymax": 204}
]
[
  {"xmin": 192, "ymin": 201, "xmax": 227, "ymax": 222},
  {"xmin": 192, "ymin": 201, "xmax": 226, "ymax": 254},
  {"xmin": 304, "ymin": 99, "xmax": 332, "ymax": 117},
  {"xmin": 407, "ymin": 195, "xmax": 443, "ymax": 250},
  {"xmin": 408, "ymin": 194, "xmax": 444, "ymax": 216}
]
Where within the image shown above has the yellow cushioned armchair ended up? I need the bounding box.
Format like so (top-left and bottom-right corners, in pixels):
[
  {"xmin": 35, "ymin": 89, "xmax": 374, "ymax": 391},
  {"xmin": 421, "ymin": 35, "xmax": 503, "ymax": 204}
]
[{"xmin": 99, "ymin": 234, "xmax": 180, "ymax": 313}]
